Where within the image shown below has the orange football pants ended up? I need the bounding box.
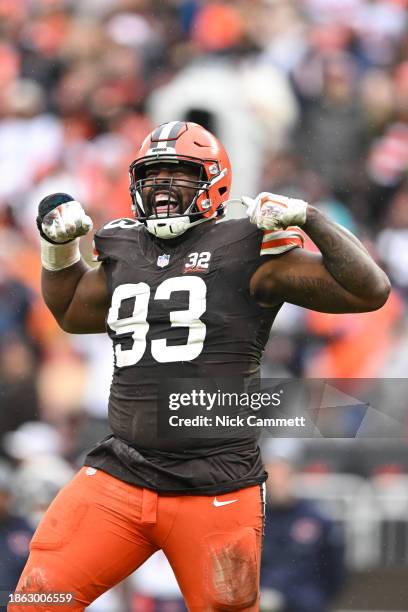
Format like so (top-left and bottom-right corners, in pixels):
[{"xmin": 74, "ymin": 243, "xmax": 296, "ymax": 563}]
[{"xmin": 10, "ymin": 467, "xmax": 264, "ymax": 611}]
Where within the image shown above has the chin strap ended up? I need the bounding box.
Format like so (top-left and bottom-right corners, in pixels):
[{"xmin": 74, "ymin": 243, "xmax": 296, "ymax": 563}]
[
  {"xmin": 146, "ymin": 213, "xmax": 214, "ymax": 239},
  {"xmin": 146, "ymin": 216, "xmax": 190, "ymax": 239}
]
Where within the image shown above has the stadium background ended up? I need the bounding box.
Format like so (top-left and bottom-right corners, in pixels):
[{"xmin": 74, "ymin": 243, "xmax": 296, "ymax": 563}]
[{"xmin": 0, "ymin": 0, "xmax": 407, "ymax": 610}]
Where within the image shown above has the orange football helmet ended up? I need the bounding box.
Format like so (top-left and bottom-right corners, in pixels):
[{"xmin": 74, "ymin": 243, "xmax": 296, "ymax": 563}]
[{"xmin": 129, "ymin": 121, "xmax": 232, "ymax": 239}]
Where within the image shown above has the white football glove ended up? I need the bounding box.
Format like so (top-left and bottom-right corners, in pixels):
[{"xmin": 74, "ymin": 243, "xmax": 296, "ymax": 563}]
[
  {"xmin": 41, "ymin": 201, "xmax": 93, "ymax": 244},
  {"xmin": 242, "ymin": 192, "xmax": 308, "ymax": 231}
]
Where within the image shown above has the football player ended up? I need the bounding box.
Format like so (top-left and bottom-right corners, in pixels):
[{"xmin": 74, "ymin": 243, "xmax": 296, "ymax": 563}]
[{"xmin": 11, "ymin": 122, "xmax": 390, "ymax": 611}]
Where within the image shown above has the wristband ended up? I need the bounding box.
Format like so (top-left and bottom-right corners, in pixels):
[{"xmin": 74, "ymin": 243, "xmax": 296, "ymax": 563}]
[{"xmin": 40, "ymin": 237, "xmax": 81, "ymax": 271}]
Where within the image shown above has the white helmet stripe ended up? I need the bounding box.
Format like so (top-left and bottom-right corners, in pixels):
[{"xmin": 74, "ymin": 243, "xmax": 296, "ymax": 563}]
[{"xmin": 154, "ymin": 121, "xmax": 181, "ymax": 149}]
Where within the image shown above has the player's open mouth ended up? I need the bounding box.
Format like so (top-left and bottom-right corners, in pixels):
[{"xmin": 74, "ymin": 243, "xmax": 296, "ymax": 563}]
[{"xmin": 153, "ymin": 194, "xmax": 180, "ymax": 216}]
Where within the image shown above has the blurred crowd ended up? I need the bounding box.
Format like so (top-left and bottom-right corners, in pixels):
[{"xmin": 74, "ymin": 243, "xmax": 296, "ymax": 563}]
[{"xmin": 0, "ymin": 0, "xmax": 407, "ymax": 607}]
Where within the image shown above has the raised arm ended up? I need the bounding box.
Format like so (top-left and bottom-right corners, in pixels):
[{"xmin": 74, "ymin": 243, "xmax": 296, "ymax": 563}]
[
  {"xmin": 38, "ymin": 193, "xmax": 110, "ymax": 333},
  {"xmin": 246, "ymin": 194, "xmax": 390, "ymax": 313},
  {"xmin": 42, "ymin": 262, "xmax": 109, "ymax": 333}
]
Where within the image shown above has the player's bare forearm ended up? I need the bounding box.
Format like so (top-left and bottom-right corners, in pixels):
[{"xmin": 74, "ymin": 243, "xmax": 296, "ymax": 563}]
[
  {"xmin": 42, "ymin": 260, "xmax": 109, "ymax": 333},
  {"xmin": 303, "ymin": 206, "xmax": 390, "ymax": 306},
  {"xmin": 42, "ymin": 260, "xmax": 89, "ymax": 325}
]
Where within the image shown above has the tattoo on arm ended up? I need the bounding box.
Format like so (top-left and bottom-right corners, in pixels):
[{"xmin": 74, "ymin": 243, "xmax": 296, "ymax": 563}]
[
  {"xmin": 303, "ymin": 207, "xmax": 389, "ymax": 299},
  {"xmin": 284, "ymin": 275, "xmax": 364, "ymax": 312}
]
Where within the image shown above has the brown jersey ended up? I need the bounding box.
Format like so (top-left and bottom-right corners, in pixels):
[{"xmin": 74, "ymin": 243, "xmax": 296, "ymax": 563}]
[{"xmin": 84, "ymin": 217, "xmax": 303, "ymax": 493}]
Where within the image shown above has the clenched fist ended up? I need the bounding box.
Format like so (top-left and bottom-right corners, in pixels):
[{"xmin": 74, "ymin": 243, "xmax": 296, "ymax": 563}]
[
  {"xmin": 37, "ymin": 193, "xmax": 93, "ymax": 244},
  {"xmin": 242, "ymin": 192, "xmax": 308, "ymax": 231}
]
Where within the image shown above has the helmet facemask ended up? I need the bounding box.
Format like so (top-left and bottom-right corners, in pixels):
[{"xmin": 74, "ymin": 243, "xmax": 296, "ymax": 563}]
[{"xmin": 129, "ymin": 156, "xmax": 226, "ymax": 239}]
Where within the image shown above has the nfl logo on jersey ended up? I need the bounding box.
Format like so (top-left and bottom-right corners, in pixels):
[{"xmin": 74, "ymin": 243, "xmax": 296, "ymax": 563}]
[{"xmin": 157, "ymin": 254, "xmax": 170, "ymax": 268}]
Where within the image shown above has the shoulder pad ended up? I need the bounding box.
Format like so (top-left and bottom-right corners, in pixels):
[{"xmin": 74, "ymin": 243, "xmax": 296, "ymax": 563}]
[
  {"xmin": 217, "ymin": 217, "xmax": 304, "ymax": 255},
  {"xmin": 218, "ymin": 217, "xmax": 260, "ymax": 242},
  {"xmin": 97, "ymin": 218, "xmax": 141, "ymax": 235},
  {"xmin": 93, "ymin": 218, "xmax": 141, "ymax": 262}
]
